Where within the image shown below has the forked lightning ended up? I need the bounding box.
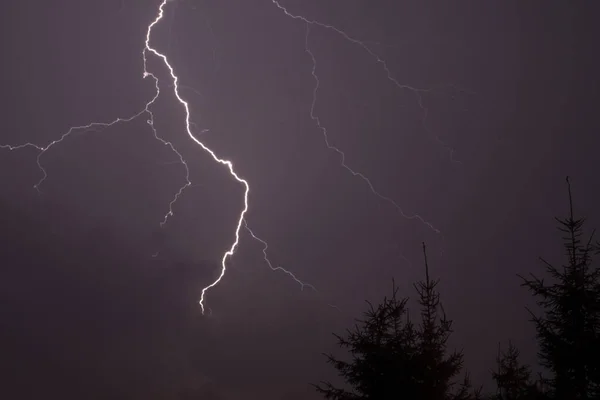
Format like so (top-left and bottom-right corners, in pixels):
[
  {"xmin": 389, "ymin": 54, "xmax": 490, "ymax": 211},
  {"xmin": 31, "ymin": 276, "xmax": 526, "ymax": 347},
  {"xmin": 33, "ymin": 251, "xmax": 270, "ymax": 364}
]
[
  {"xmin": 2, "ymin": 0, "xmax": 449, "ymax": 314},
  {"xmin": 1, "ymin": 0, "xmax": 314, "ymax": 314}
]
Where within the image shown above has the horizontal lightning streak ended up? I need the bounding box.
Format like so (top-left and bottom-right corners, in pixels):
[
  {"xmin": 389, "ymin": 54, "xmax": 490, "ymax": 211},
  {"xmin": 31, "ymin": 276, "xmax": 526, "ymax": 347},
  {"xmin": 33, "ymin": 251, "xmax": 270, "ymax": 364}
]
[
  {"xmin": 0, "ymin": 80, "xmax": 191, "ymax": 217},
  {"xmin": 0, "ymin": 112, "xmax": 144, "ymax": 192},
  {"xmin": 243, "ymin": 220, "xmax": 316, "ymax": 292}
]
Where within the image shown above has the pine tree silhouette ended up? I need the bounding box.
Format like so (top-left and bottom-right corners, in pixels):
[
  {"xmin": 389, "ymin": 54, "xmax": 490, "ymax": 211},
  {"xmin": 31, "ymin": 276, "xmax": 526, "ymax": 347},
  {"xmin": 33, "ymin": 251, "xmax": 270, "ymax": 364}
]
[
  {"xmin": 414, "ymin": 242, "xmax": 468, "ymax": 400},
  {"xmin": 519, "ymin": 177, "xmax": 600, "ymax": 399},
  {"xmin": 314, "ymin": 243, "xmax": 475, "ymax": 399},
  {"xmin": 314, "ymin": 280, "xmax": 417, "ymax": 399},
  {"xmin": 492, "ymin": 341, "xmax": 540, "ymax": 400}
]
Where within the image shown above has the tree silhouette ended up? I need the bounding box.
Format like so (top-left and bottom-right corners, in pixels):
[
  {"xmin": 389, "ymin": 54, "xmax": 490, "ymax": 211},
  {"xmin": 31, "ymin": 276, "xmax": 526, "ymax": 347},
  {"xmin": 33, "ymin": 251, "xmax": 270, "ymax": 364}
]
[
  {"xmin": 519, "ymin": 177, "xmax": 600, "ymax": 399},
  {"xmin": 414, "ymin": 242, "xmax": 468, "ymax": 400},
  {"xmin": 314, "ymin": 281, "xmax": 417, "ymax": 399},
  {"xmin": 492, "ymin": 341, "xmax": 540, "ymax": 400},
  {"xmin": 454, "ymin": 373, "xmax": 484, "ymax": 400},
  {"xmin": 314, "ymin": 243, "xmax": 473, "ymax": 400}
]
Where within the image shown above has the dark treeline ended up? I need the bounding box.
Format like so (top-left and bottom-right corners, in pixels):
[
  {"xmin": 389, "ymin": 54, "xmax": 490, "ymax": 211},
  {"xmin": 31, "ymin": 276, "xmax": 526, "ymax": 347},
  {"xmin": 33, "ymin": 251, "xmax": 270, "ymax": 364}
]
[{"xmin": 313, "ymin": 177, "xmax": 600, "ymax": 400}]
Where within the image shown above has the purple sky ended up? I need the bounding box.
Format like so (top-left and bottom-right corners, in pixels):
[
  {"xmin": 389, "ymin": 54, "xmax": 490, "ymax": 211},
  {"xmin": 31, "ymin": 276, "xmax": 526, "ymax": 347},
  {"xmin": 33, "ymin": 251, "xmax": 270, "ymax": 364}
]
[{"xmin": 1, "ymin": 0, "xmax": 599, "ymax": 399}]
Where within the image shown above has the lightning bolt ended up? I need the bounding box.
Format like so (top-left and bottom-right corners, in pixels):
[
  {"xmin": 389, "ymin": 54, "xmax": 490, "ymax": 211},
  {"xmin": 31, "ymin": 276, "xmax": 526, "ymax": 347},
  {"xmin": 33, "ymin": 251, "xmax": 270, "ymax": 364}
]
[
  {"xmin": 243, "ymin": 220, "xmax": 316, "ymax": 292},
  {"xmin": 272, "ymin": 0, "xmax": 447, "ymax": 234},
  {"xmin": 1, "ymin": 0, "xmax": 313, "ymax": 315},
  {"xmin": 0, "ymin": 110, "xmax": 150, "ymax": 192},
  {"xmin": 145, "ymin": 0, "xmax": 251, "ymax": 315},
  {"xmin": 2, "ymin": 0, "xmax": 460, "ymax": 316},
  {"xmin": 0, "ymin": 60, "xmax": 190, "ymax": 228}
]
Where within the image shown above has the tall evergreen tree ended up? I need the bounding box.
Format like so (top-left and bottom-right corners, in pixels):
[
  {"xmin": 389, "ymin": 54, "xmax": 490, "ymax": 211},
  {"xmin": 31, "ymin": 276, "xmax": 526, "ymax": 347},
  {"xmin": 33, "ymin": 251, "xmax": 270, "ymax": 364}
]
[
  {"xmin": 414, "ymin": 242, "xmax": 466, "ymax": 400},
  {"xmin": 492, "ymin": 341, "xmax": 539, "ymax": 400},
  {"xmin": 314, "ymin": 243, "xmax": 472, "ymax": 400},
  {"xmin": 519, "ymin": 177, "xmax": 600, "ymax": 399},
  {"xmin": 314, "ymin": 281, "xmax": 417, "ymax": 400}
]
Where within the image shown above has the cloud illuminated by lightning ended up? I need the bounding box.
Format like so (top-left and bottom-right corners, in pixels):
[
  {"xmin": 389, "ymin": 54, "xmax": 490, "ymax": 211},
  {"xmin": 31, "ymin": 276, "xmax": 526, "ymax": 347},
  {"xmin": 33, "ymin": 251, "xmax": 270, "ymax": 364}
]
[{"xmin": 272, "ymin": 0, "xmax": 447, "ymax": 234}]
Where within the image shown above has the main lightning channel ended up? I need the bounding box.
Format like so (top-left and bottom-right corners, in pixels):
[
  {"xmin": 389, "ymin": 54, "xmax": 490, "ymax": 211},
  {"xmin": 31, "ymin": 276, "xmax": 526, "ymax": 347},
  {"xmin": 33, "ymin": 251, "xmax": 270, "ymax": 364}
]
[
  {"xmin": 2, "ymin": 0, "xmax": 319, "ymax": 315},
  {"xmin": 144, "ymin": 0, "xmax": 249, "ymax": 314}
]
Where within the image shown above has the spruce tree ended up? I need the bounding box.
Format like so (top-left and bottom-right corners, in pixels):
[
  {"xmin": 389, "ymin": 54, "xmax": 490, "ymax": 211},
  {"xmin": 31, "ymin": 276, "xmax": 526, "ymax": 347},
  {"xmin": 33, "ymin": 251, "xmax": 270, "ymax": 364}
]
[
  {"xmin": 454, "ymin": 373, "xmax": 484, "ymax": 400},
  {"xmin": 414, "ymin": 242, "xmax": 468, "ymax": 400},
  {"xmin": 314, "ymin": 281, "xmax": 417, "ymax": 400},
  {"xmin": 314, "ymin": 244, "xmax": 471, "ymax": 400},
  {"xmin": 519, "ymin": 177, "xmax": 600, "ymax": 399},
  {"xmin": 492, "ymin": 341, "xmax": 539, "ymax": 400}
]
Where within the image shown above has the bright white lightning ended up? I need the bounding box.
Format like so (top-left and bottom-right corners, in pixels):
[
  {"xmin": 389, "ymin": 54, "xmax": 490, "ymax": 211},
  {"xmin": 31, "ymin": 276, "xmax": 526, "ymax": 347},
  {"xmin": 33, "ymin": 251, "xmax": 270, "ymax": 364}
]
[
  {"xmin": 1, "ymin": 0, "xmax": 312, "ymax": 315},
  {"xmin": 0, "ymin": 2, "xmax": 192, "ymax": 222},
  {"xmin": 144, "ymin": 0, "xmax": 249, "ymax": 314},
  {"xmin": 143, "ymin": 0, "xmax": 316, "ymax": 312},
  {"xmin": 272, "ymin": 1, "xmax": 444, "ymax": 234},
  {"xmin": 2, "ymin": 0, "xmax": 453, "ymax": 316}
]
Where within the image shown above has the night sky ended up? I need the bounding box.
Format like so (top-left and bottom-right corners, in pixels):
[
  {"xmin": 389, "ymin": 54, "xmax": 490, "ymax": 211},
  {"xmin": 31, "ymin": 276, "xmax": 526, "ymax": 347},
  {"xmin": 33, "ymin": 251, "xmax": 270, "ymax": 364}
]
[{"xmin": 1, "ymin": 1, "xmax": 599, "ymax": 399}]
